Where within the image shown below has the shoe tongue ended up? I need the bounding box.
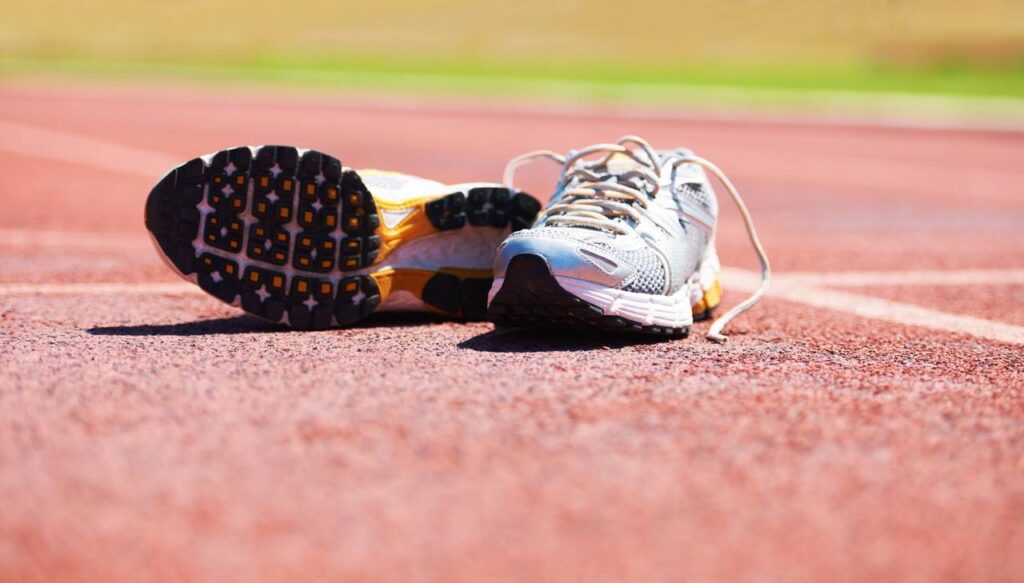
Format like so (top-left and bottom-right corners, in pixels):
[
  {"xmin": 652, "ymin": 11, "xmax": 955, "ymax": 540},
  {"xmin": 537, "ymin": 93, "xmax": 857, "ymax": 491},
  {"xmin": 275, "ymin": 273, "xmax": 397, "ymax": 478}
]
[
  {"xmin": 604, "ymin": 152, "xmax": 644, "ymax": 175},
  {"xmin": 590, "ymin": 154, "xmax": 658, "ymax": 195}
]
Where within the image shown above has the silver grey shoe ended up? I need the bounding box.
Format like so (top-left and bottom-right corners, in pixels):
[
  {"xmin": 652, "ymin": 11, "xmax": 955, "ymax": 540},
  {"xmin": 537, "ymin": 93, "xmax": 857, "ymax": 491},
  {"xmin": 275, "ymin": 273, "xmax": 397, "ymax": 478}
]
[{"xmin": 487, "ymin": 136, "xmax": 770, "ymax": 342}]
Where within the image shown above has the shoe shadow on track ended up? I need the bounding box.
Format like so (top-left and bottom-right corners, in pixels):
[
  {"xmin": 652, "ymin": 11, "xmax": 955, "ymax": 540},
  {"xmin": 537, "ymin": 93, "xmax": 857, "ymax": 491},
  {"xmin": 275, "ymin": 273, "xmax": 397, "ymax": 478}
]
[
  {"xmin": 87, "ymin": 313, "xmax": 450, "ymax": 337},
  {"xmin": 458, "ymin": 327, "xmax": 671, "ymax": 353},
  {"xmin": 87, "ymin": 315, "xmax": 287, "ymax": 336}
]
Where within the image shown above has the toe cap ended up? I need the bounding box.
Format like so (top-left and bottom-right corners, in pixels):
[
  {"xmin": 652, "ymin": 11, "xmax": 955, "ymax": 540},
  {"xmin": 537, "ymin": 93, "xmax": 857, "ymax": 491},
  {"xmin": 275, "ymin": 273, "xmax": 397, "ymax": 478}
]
[{"xmin": 493, "ymin": 229, "xmax": 635, "ymax": 288}]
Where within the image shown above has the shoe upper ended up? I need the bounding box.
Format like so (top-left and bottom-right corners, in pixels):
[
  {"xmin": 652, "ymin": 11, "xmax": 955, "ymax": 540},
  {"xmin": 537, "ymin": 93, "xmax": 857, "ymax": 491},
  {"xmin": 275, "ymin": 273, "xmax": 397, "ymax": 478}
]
[
  {"xmin": 359, "ymin": 169, "xmax": 450, "ymax": 204},
  {"xmin": 494, "ymin": 140, "xmax": 718, "ymax": 296}
]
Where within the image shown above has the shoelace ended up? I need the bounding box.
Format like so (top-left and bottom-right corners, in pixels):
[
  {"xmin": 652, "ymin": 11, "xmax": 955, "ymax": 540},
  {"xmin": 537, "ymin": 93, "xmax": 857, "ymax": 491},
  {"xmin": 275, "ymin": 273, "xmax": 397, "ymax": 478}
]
[
  {"xmin": 503, "ymin": 137, "xmax": 660, "ymax": 235},
  {"xmin": 503, "ymin": 136, "xmax": 771, "ymax": 343}
]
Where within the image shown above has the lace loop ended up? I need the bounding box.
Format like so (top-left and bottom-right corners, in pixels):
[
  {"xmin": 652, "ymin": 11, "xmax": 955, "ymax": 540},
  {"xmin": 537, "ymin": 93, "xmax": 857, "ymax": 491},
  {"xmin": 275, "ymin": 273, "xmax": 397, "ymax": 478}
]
[
  {"xmin": 504, "ymin": 137, "xmax": 662, "ymax": 236},
  {"xmin": 668, "ymin": 155, "xmax": 772, "ymax": 343},
  {"xmin": 502, "ymin": 150, "xmax": 565, "ymax": 188}
]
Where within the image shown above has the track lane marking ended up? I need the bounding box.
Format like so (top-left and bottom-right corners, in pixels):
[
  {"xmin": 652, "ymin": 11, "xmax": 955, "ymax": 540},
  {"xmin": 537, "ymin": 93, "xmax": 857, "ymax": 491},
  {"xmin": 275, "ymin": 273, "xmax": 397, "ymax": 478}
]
[
  {"xmin": 3, "ymin": 116, "xmax": 1022, "ymax": 207},
  {"xmin": 0, "ymin": 119, "xmax": 177, "ymax": 179},
  {"xmin": 779, "ymin": 269, "xmax": 1024, "ymax": 286},
  {"xmin": 3, "ymin": 269, "xmax": 1023, "ymax": 344},
  {"xmin": 723, "ymin": 268, "xmax": 1024, "ymax": 345},
  {"xmin": 20, "ymin": 115, "xmax": 1012, "ymax": 203},
  {"xmin": 5, "ymin": 234, "xmax": 1022, "ymax": 287}
]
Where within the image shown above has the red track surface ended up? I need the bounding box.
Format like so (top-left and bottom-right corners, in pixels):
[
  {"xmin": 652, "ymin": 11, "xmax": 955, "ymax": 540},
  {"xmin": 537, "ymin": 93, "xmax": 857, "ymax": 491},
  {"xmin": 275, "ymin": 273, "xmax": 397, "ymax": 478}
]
[{"xmin": 1, "ymin": 81, "xmax": 1023, "ymax": 582}]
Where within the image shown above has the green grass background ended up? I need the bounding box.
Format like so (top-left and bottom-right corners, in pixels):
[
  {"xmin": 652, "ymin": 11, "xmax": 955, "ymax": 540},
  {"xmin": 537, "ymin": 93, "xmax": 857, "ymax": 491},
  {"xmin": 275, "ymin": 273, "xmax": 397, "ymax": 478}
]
[{"xmin": 2, "ymin": 0, "xmax": 1023, "ymax": 102}]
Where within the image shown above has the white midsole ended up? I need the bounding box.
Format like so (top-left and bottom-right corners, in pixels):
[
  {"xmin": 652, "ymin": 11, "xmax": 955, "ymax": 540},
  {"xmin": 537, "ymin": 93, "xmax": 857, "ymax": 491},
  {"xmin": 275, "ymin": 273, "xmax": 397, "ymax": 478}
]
[
  {"xmin": 374, "ymin": 228, "xmax": 506, "ymax": 312},
  {"xmin": 561, "ymin": 276, "xmax": 694, "ymax": 328},
  {"xmin": 489, "ymin": 275, "xmax": 695, "ymax": 328},
  {"xmin": 379, "ymin": 227, "xmax": 506, "ymax": 272},
  {"xmin": 487, "ymin": 248, "xmax": 722, "ymax": 328}
]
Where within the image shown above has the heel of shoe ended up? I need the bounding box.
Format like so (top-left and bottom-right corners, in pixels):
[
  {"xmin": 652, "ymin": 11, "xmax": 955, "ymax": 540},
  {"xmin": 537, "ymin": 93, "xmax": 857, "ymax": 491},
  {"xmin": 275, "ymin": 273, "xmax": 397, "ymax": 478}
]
[{"xmin": 690, "ymin": 247, "xmax": 722, "ymax": 322}]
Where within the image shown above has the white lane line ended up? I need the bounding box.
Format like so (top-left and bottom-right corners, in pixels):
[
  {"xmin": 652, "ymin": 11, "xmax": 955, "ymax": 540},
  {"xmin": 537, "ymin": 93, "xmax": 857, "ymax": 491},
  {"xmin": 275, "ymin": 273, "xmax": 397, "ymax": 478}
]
[
  {"xmin": 780, "ymin": 269, "xmax": 1024, "ymax": 287},
  {"xmin": 0, "ymin": 119, "xmax": 177, "ymax": 179},
  {"xmin": 2, "ymin": 116, "xmax": 1021, "ymax": 207},
  {"xmin": 6, "ymin": 230, "xmax": 1024, "ymax": 285},
  {"xmin": 723, "ymin": 268, "xmax": 1024, "ymax": 345},
  {"xmin": 0, "ymin": 282, "xmax": 198, "ymax": 296},
  {"xmin": 2, "ymin": 268, "xmax": 1023, "ymax": 344}
]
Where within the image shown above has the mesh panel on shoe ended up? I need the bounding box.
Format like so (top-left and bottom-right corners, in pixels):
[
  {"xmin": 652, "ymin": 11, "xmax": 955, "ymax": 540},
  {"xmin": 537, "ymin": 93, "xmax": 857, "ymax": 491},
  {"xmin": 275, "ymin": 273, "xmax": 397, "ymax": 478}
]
[
  {"xmin": 589, "ymin": 242, "xmax": 667, "ymax": 295},
  {"xmin": 505, "ymin": 227, "xmax": 667, "ymax": 295},
  {"xmin": 504, "ymin": 226, "xmax": 592, "ymax": 243},
  {"xmin": 677, "ymin": 183, "xmax": 712, "ymax": 214},
  {"xmin": 361, "ymin": 172, "xmax": 410, "ymax": 191}
]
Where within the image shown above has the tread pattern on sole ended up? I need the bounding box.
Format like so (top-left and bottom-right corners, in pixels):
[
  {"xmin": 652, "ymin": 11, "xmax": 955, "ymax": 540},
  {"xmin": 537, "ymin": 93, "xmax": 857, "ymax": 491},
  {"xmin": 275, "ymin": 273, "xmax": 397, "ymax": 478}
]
[
  {"xmin": 420, "ymin": 272, "xmax": 493, "ymax": 321},
  {"xmin": 145, "ymin": 146, "xmax": 544, "ymax": 330},
  {"xmin": 145, "ymin": 146, "xmax": 381, "ymax": 330},
  {"xmin": 425, "ymin": 187, "xmax": 541, "ymax": 232},
  {"xmin": 488, "ymin": 254, "xmax": 690, "ymax": 337}
]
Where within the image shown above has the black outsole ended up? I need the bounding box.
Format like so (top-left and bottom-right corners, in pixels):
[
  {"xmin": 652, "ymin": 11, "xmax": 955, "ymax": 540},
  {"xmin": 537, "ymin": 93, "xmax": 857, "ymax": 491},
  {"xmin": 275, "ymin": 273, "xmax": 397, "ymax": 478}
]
[
  {"xmin": 425, "ymin": 187, "xmax": 541, "ymax": 232},
  {"xmin": 144, "ymin": 145, "xmax": 540, "ymax": 330},
  {"xmin": 488, "ymin": 254, "xmax": 690, "ymax": 337},
  {"xmin": 145, "ymin": 146, "xmax": 381, "ymax": 330},
  {"xmin": 420, "ymin": 272, "xmax": 493, "ymax": 321}
]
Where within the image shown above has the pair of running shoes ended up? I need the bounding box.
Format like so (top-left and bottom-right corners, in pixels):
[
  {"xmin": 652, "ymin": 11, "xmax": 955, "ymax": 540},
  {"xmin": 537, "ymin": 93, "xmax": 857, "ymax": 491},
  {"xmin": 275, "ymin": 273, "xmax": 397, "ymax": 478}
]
[{"xmin": 145, "ymin": 136, "xmax": 769, "ymax": 341}]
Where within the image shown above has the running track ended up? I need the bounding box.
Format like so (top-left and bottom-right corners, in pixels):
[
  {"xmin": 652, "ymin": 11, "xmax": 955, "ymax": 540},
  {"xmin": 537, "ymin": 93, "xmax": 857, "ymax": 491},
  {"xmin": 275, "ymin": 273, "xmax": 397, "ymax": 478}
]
[{"xmin": 1, "ymin": 81, "xmax": 1023, "ymax": 582}]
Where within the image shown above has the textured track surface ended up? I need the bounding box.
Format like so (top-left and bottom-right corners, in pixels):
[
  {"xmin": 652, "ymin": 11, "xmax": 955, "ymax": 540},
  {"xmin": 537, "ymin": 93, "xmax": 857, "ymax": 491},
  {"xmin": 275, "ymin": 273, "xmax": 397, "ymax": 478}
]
[{"xmin": 1, "ymin": 82, "xmax": 1023, "ymax": 583}]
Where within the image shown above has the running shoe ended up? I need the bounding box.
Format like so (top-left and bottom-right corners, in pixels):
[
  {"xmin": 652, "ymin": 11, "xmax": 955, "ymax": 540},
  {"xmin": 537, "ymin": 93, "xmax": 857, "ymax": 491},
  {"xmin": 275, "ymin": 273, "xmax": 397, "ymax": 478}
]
[
  {"xmin": 145, "ymin": 145, "xmax": 541, "ymax": 329},
  {"xmin": 487, "ymin": 136, "xmax": 770, "ymax": 342}
]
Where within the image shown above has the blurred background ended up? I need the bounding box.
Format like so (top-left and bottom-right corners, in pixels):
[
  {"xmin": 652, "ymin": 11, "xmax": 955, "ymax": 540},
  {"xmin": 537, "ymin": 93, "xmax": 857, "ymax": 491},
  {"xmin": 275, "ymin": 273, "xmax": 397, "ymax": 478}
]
[
  {"xmin": 2, "ymin": 0, "xmax": 1023, "ymax": 114},
  {"xmin": 1, "ymin": 0, "xmax": 1022, "ymax": 269},
  {"xmin": 3, "ymin": 3, "xmax": 1024, "ymax": 582}
]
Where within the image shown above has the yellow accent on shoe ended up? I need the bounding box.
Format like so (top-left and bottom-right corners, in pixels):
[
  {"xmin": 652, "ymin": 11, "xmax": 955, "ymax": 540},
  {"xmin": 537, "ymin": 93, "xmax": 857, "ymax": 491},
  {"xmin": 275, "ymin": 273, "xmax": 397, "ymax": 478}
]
[
  {"xmin": 704, "ymin": 278, "xmax": 722, "ymax": 309},
  {"xmin": 371, "ymin": 193, "xmax": 452, "ymax": 265},
  {"xmin": 692, "ymin": 277, "xmax": 723, "ymax": 320},
  {"xmin": 370, "ymin": 266, "xmax": 492, "ymax": 307}
]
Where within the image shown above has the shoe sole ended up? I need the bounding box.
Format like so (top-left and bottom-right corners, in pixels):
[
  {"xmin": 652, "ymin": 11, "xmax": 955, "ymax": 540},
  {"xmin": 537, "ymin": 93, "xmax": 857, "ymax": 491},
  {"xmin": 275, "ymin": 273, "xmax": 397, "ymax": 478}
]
[
  {"xmin": 488, "ymin": 254, "xmax": 721, "ymax": 337},
  {"xmin": 144, "ymin": 145, "xmax": 540, "ymax": 330}
]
